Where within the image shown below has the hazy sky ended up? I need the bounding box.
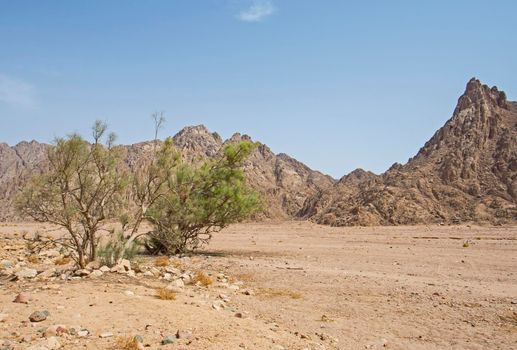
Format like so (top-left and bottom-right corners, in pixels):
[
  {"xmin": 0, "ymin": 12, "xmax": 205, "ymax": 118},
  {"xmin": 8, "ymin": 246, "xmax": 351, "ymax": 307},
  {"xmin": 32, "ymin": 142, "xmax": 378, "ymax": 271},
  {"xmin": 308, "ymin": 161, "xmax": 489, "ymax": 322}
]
[{"xmin": 1, "ymin": 0, "xmax": 516, "ymax": 178}]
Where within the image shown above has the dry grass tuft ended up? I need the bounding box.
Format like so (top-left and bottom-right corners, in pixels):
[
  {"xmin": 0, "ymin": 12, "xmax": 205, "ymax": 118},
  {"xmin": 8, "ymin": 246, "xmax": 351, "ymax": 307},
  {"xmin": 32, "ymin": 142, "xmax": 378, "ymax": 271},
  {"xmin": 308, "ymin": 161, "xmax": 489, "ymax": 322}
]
[
  {"xmin": 257, "ymin": 288, "xmax": 302, "ymax": 299},
  {"xmin": 27, "ymin": 255, "xmax": 40, "ymax": 264},
  {"xmin": 114, "ymin": 335, "xmax": 141, "ymax": 350},
  {"xmin": 54, "ymin": 256, "xmax": 71, "ymax": 265},
  {"xmin": 192, "ymin": 271, "xmax": 213, "ymax": 287},
  {"xmin": 154, "ymin": 256, "xmax": 170, "ymax": 267},
  {"xmin": 156, "ymin": 287, "xmax": 177, "ymax": 300}
]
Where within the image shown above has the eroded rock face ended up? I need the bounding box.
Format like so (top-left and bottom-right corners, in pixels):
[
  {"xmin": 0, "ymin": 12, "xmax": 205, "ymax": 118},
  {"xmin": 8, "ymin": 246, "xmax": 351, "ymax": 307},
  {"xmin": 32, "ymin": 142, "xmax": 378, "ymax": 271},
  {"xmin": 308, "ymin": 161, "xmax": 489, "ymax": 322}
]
[{"xmin": 307, "ymin": 78, "xmax": 517, "ymax": 226}]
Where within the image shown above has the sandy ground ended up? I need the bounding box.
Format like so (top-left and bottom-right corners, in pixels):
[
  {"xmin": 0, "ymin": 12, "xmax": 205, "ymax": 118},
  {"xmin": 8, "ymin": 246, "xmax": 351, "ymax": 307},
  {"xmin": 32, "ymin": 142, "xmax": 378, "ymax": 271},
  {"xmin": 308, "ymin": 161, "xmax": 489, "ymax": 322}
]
[{"xmin": 1, "ymin": 221, "xmax": 516, "ymax": 349}]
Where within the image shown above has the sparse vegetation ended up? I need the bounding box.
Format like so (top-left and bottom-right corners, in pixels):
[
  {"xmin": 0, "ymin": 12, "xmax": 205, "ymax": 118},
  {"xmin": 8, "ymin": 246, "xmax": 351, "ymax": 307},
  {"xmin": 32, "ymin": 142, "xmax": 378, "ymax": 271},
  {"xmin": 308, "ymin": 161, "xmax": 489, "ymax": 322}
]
[
  {"xmin": 153, "ymin": 256, "xmax": 170, "ymax": 267},
  {"xmin": 191, "ymin": 271, "xmax": 213, "ymax": 286},
  {"xmin": 16, "ymin": 118, "xmax": 261, "ymax": 267},
  {"xmin": 156, "ymin": 287, "xmax": 177, "ymax": 300},
  {"xmin": 96, "ymin": 231, "xmax": 140, "ymax": 267},
  {"xmin": 27, "ymin": 255, "xmax": 40, "ymax": 264},
  {"xmin": 145, "ymin": 141, "xmax": 261, "ymax": 255},
  {"xmin": 16, "ymin": 121, "xmax": 127, "ymax": 268},
  {"xmin": 114, "ymin": 335, "xmax": 141, "ymax": 350},
  {"xmin": 53, "ymin": 256, "xmax": 72, "ymax": 265}
]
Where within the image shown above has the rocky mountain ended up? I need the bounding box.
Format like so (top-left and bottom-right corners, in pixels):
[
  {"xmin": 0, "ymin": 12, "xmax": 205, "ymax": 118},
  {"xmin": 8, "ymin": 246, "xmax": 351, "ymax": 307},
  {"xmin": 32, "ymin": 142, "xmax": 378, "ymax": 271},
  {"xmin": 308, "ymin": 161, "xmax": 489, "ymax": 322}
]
[
  {"xmin": 1, "ymin": 78, "xmax": 516, "ymax": 226},
  {"xmin": 0, "ymin": 126, "xmax": 335, "ymax": 221},
  {"xmin": 305, "ymin": 78, "xmax": 517, "ymax": 225}
]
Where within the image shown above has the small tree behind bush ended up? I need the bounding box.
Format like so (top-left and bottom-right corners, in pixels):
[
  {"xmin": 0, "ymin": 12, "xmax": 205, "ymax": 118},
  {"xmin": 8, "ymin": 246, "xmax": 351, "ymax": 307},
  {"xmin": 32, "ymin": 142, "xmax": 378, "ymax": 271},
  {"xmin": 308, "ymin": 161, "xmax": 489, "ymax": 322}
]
[{"xmin": 145, "ymin": 141, "xmax": 261, "ymax": 255}]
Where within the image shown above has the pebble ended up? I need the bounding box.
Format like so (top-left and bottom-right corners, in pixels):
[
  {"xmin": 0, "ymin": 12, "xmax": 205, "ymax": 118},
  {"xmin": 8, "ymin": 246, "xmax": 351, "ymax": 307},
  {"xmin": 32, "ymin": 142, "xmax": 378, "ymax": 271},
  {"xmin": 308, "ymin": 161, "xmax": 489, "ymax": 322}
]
[
  {"xmin": 0, "ymin": 314, "xmax": 8, "ymax": 323},
  {"xmin": 77, "ymin": 329, "xmax": 89, "ymax": 337},
  {"xmin": 29, "ymin": 310, "xmax": 50, "ymax": 322},
  {"xmin": 124, "ymin": 290, "xmax": 135, "ymax": 297},
  {"xmin": 176, "ymin": 329, "xmax": 193, "ymax": 340},
  {"xmin": 99, "ymin": 332, "xmax": 114, "ymax": 338}
]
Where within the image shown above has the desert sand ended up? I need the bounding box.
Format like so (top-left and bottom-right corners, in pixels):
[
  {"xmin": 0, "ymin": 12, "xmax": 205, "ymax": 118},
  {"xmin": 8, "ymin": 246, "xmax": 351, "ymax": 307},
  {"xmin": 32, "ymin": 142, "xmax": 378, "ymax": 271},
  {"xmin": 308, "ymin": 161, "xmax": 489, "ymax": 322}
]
[{"xmin": 1, "ymin": 221, "xmax": 516, "ymax": 349}]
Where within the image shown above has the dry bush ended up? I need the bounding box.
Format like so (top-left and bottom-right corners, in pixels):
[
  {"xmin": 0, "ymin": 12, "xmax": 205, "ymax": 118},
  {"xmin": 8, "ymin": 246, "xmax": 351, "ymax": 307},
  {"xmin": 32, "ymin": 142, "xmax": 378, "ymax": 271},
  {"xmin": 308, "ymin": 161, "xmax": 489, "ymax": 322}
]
[
  {"xmin": 154, "ymin": 256, "xmax": 170, "ymax": 267},
  {"xmin": 54, "ymin": 256, "xmax": 71, "ymax": 265},
  {"xmin": 114, "ymin": 336, "xmax": 141, "ymax": 350},
  {"xmin": 27, "ymin": 255, "xmax": 40, "ymax": 264},
  {"xmin": 192, "ymin": 271, "xmax": 213, "ymax": 287},
  {"xmin": 156, "ymin": 287, "xmax": 176, "ymax": 300},
  {"xmin": 257, "ymin": 288, "xmax": 302, "ymax": 299}
]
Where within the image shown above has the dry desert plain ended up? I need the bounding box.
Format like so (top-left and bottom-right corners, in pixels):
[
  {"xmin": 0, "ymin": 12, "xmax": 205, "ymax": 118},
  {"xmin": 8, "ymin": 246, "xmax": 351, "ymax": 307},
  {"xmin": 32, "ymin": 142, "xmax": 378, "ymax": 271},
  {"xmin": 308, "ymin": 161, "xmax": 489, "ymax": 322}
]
[{"xmin": 0, "ymin": 221, "xmax": 516, "ymax": 349}]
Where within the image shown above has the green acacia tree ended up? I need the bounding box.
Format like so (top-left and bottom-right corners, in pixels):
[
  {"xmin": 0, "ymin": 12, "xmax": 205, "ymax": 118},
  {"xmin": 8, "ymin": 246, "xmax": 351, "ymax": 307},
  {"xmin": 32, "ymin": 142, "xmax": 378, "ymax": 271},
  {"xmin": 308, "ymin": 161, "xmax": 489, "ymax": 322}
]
[
  {"xmin": 16, "ymin": 121, "xmax": 127, "ymax": 268},
  {"xmin": 145, "ymin": 140, "xmax": 261, "ymax": 255}
]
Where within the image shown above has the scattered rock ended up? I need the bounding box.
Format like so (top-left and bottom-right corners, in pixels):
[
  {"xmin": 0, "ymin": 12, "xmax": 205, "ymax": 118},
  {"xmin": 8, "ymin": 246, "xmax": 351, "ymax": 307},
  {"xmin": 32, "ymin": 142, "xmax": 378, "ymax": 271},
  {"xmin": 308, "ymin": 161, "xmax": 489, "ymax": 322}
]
[
  {"xmin": 15, "ymin": 267, "xmax": 38, "ymax": 279},
  {"xmin": 89, "ymin": 270, "xmax": 103, "ymax": 278},
  {"xmin": 175, "ymin": 329, "xmax": 193, "ymax": 340},
  {"xmin": 99, "ymin": 332, "xmax": 114, "ymax": 338},
  {"xmin": 29, "ymin": 310, "xmax": 50, "ymax": 322},
  {"xmin": 0, "ymin": 314, "xmax": 8, "ymax": 322},
  {"xmin": 45, "ymin": 336, "xmax": 61, "ymax": 349},
  {"xmin": 74, "ymin": 269, "xmax": 90, "ymax": 277},
  {"xmin": 161, "ymin": 335, "xmax": 176, "ymax": 345},
  {"xmin": 124, "ymin": 290, "xmax": 135, "ymax": 297},
  {"xmin": 99, "ymin": 265, "xmax": 110, "ymax": 273},
  {"xmin": 13, "ymin": 292, "xmax": 30, "ymax": 304}
]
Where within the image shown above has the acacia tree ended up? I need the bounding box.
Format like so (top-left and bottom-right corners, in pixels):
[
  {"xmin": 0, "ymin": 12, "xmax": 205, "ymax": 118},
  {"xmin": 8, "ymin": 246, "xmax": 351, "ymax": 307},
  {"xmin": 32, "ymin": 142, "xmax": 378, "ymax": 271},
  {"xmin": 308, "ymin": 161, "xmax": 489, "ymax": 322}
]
[
  {"xmin": 16, "ymin": 121, "xmax": 126, "ymax": 268},
  {"xmin": 144, "ymin": 140, "xmax": 261, "ymax": 255}
]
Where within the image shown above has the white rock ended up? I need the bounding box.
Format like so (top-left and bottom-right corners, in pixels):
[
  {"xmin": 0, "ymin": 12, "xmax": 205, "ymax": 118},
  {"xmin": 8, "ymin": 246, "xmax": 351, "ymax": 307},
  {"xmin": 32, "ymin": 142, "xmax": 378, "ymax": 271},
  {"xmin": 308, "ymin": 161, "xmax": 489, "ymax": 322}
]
[
  {"xmin": 124, "ymin": 290, "xmax": 134, "ymax": 297},
  {"xmin": 120, "ymin": 259, "xmax": 131, "ymax": 271},
  {"xmin": 89, "ymin": 270, "xmax": 103, "ymax": 278},
  {"xmin": 99, "ymin": 332, "xmax": 114, "ymax": 338},
  {"xmin": 99, "ymin": 265, "xmax": 110, "ymax": 273},
  {"xmin": 171, "ymin": 279, "xmax": 184, "ymax": 288},
  {"xmin": 45, "ymin": 336, "xmax": 61, "ymax": 349},
  {"xmin": 15, "ymin": 268, "xmax": 38, "ymax": 279}
]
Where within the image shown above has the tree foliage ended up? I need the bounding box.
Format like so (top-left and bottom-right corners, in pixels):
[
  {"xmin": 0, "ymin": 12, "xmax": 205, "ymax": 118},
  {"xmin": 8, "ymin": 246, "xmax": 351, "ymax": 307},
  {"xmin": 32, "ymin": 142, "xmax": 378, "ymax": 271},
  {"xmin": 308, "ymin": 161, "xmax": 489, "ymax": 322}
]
[{"xmin": 145, "ymin": 140, "xmax": 261, "ymax": 254}]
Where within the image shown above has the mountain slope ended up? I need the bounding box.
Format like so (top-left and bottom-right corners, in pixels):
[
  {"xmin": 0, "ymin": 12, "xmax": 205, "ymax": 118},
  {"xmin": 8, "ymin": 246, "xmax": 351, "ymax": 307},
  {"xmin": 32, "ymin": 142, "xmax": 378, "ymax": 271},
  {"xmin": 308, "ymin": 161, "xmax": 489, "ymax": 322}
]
[{"xmin": 306, "ymin": 78, "xmax": 517, "ymax": 225}]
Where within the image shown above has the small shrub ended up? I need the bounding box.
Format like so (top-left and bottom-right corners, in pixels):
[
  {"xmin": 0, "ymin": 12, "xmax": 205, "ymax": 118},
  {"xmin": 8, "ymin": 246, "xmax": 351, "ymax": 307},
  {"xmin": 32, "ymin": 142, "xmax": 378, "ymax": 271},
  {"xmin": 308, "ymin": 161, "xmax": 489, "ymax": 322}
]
[
  {"xmin": 192, "ymin": 271, "xmax": 213, "ymax": 287},
  {"xmin": 114, "ymin": 335, "xmax": 141, "ymax": 350},
  {"xmin": 463, "ymin": 241, "xmax": 470, "ymax": 248},
  {"xmin": 27, "ymin": 255, "xmax": 40, "ymax": 264},
  {"xmin": 97, "ymin": 231, "xmax": 139, "ymax": 267},
  {"xmin": 156, "ymin": 287, "xmax": 176, "ymax": 300},
  {"xmin": 154, "ymin": 256, "xmax": 170, "ymax": 267},
  {"xmin": 54, "ymin": 256, "xmax": 72, "ymax": 265}
]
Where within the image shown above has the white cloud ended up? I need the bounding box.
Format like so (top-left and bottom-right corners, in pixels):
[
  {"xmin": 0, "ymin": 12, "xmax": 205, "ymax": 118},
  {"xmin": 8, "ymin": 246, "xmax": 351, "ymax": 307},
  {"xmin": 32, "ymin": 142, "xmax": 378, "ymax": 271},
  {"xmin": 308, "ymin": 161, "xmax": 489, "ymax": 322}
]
[
  {"xmin": 237, "ymin": 1, "xmax": 276, "ymax": 22},
  {"xmin": 0, "ymin": 74, "xmax": 35, "ymax": 108}
]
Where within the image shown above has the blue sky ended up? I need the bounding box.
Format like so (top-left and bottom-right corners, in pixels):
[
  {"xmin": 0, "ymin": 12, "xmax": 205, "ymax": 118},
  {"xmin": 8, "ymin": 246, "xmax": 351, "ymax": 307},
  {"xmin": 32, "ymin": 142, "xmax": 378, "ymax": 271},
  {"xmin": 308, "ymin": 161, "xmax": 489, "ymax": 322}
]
[{"xmin": 0, "ymin": 0, "xmax": 516, "ymax": 178}]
